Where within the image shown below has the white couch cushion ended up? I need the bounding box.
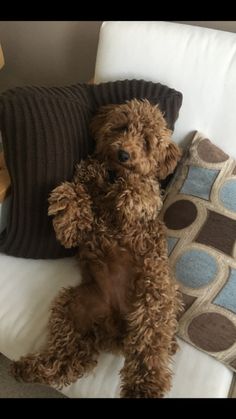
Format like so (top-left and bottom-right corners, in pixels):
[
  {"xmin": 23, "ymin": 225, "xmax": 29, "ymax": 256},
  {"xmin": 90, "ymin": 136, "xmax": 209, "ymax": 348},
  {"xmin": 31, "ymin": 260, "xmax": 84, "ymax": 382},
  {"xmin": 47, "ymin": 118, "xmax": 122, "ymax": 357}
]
[{"xmin": 95, "ymin": 21, "xmax": 236, "ymax": 158}]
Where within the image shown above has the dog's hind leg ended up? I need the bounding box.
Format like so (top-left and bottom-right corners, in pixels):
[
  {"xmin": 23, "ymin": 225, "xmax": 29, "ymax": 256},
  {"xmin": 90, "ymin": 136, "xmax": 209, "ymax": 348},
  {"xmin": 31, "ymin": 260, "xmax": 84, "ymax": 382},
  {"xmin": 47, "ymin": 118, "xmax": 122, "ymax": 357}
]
[
  {"xmin": 11, "ymin": 286, "xmax": 99, "ymax": 388},
  {"xmin": 120, "ymin": 260, "xmax": 181, "ymax": 398}
]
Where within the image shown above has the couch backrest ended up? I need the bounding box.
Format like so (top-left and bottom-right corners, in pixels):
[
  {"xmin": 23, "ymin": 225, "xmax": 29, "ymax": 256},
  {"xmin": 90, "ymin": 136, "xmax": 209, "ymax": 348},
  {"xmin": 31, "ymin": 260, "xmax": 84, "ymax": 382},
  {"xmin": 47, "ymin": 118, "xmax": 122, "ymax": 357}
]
[{"xmin": 94, "ymin": 21, "xmax": 236, "ymax": 158}]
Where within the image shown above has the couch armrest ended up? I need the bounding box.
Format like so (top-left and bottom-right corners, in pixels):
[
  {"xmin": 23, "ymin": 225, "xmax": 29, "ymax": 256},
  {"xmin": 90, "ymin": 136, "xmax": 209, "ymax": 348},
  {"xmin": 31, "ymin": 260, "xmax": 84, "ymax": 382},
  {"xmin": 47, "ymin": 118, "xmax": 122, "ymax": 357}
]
[{"xmin": 0, "ymin": 151, "xmax": 10, "ymax": 203}]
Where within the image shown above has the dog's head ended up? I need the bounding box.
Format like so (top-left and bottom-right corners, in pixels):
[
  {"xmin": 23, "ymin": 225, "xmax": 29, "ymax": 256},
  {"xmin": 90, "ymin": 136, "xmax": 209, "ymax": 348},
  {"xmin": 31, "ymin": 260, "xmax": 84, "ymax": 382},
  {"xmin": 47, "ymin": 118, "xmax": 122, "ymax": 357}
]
[{"xmin": 90, "ymin": 99, "xmax": 181, "ymax": 179}]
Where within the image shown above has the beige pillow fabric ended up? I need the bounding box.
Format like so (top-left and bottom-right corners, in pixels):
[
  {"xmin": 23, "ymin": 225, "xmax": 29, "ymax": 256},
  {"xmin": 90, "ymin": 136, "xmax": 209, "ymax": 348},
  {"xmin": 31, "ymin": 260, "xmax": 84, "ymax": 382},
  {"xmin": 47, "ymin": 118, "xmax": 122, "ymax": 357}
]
[{"xmin": 161, "ymin": 131, "xmax": 236, "ymax": 372}]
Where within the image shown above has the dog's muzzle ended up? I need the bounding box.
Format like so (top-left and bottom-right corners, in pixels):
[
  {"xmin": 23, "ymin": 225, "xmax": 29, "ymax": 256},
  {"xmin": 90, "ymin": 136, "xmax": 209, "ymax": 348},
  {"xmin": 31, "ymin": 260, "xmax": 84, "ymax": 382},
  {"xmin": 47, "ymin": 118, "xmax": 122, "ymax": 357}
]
[{"xmin": 118, "ymin": 150, "xmax": 130, "ymax": 163}]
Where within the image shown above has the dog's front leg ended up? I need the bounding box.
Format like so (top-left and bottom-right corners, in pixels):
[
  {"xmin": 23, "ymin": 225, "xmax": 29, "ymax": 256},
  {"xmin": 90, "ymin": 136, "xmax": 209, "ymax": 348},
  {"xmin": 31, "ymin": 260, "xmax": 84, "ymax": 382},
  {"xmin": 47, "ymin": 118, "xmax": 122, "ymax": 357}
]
[
  {"xmin": 114, "ymin": 175, "xmax": 163, "ymax": 225},
  {"xmin": 48, "ymin": 181, "xmax": 94, "ymax": 248}
]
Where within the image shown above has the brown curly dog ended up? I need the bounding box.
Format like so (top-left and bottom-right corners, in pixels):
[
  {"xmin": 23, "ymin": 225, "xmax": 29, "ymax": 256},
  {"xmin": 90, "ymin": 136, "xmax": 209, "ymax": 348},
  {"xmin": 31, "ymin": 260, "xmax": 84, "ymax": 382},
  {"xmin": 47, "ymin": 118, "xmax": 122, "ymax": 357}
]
[{"xmin": 11, "ymin": 99, "xmax": 183, "ymax": 398}]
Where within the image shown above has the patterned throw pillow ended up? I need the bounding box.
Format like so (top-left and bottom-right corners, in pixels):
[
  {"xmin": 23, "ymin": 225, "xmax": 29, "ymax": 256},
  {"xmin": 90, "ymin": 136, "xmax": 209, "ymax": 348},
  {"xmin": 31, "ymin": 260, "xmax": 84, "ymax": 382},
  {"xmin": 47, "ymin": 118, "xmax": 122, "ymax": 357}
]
[{"xmin": 161, "ymin": 131, "xmax": 236, "ymax": 372}]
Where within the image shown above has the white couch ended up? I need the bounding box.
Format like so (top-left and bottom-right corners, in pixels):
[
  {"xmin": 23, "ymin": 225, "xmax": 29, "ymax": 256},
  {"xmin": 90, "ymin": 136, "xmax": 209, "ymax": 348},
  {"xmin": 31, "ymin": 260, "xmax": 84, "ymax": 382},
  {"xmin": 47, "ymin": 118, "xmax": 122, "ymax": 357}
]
[{"xmin": 0, "ymin": 21, "xmax": 236, "ymax": 398}]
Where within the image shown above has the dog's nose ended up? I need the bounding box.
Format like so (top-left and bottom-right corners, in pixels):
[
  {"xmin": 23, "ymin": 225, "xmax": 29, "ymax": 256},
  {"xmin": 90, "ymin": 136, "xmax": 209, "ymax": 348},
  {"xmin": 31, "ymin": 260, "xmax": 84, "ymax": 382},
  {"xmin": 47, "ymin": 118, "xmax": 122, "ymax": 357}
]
[{"xmin": 118, "ymin": 150, "xmax": 130, "ymax": 163}]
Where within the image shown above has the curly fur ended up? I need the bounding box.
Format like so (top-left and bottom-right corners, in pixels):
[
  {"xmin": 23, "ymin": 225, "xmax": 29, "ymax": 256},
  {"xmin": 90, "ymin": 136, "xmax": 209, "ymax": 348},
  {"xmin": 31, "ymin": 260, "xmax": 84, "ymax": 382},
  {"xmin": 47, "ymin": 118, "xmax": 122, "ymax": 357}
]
[{"xmin": 11, "ymin": 99, "xmax": 183, "ymax": 398}]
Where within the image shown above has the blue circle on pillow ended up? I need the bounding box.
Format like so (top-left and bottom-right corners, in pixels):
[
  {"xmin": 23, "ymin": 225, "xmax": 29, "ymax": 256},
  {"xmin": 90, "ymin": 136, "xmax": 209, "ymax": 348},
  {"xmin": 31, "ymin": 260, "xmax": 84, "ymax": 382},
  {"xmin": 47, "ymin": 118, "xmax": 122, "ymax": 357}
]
[
  {"xmin": 175, "ymin": 249, "xmax": 218, "ymax": 288},
  {"xmin": 219, "ymin": 179, "xmax": 236, "ymax": 212}
]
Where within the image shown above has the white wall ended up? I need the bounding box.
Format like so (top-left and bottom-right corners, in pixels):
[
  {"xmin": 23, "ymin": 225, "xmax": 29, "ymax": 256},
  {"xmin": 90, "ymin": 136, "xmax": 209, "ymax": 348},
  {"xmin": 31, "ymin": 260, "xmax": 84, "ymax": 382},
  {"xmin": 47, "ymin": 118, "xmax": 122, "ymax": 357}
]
[
  {"xmin": 0, "ymin": 21, "xmax": 235, "ymax": 93},
  {"xmin": 0, "ymin": 21, "xmax": 102, "ymax": 92}
]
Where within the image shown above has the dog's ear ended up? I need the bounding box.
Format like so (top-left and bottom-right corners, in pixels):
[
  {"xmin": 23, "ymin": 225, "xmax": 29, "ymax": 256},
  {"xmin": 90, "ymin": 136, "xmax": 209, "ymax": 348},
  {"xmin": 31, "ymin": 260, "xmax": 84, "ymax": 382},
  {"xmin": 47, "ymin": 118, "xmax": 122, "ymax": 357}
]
[
  {"xmin": 156, "ymin": 138, "xmax": 182, "ymax": 180},
  {"xmin": 90, "ymin": 104, "xmax": 117, "ymax": 141}
]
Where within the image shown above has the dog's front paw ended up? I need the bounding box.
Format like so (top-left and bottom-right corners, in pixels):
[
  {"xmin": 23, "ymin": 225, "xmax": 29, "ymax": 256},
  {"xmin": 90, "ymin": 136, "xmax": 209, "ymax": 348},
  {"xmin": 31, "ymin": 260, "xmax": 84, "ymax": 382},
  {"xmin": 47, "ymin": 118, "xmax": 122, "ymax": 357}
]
[
  {"xmin": 48, "ymin": 182, "xmax": 76, "ymax": 216},
  {"xmin": 48, "ymin": 182, "xmax": 94, "ymax": 248},
  {"xmin": 52, "ymin": 212, "xmax": 81, "ymax": 248}
]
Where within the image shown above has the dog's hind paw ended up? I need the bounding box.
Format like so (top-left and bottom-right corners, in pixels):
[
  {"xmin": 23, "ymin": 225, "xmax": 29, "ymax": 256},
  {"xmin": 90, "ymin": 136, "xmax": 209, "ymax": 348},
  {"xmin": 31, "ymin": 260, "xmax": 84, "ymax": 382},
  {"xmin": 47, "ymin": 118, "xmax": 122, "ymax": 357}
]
[{"xmin": 10, "ymin": 359, "xmax": 32, "ymax": 382}]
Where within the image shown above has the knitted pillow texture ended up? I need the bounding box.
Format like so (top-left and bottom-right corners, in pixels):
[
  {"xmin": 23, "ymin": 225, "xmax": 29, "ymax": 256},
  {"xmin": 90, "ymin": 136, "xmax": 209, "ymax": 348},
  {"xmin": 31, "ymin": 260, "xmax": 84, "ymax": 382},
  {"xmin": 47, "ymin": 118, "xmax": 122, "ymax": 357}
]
[{"xmin": 0, "ymin": 80, "xmax": 183, "ymax": 259}]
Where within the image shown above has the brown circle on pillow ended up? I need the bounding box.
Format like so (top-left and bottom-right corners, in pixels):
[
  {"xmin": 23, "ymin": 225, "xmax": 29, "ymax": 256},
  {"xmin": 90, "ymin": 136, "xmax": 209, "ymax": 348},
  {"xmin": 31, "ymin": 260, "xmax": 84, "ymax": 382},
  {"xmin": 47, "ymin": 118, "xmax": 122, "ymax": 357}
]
[
  {"xmin": 197, "ymin": 139, "xmax": 229, "ymax": 163},
  {"xmin": 164, "ymin": 199, "xmax": 197, "ymax": 230},
  {"xmin": 188, "ymin": 313, "xmax": 236, "ymax": 352}
]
